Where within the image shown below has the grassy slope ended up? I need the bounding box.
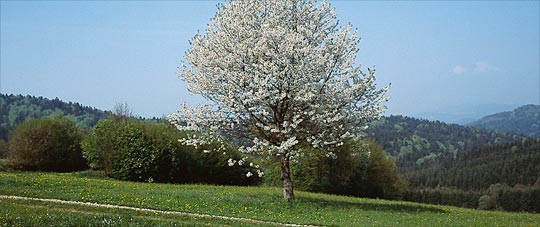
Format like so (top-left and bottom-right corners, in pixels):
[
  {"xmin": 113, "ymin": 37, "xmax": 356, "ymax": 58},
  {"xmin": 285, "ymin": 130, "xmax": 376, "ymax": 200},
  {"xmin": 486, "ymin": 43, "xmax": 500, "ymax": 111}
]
[
  {"xmin": 1, "ymin": 171, "xmax": 539, "ymax": 227},
  {"xmin": 0, "ymin": 199, "xmax": 267, "ymax": 227}
]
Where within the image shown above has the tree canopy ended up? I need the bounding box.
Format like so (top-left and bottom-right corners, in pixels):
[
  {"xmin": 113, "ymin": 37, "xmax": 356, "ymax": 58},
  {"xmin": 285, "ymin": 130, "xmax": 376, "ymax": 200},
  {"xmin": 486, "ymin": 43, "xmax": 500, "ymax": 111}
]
[{"xmin": 171, "ymin": 0, "xmax": 388, "ymax": 201}]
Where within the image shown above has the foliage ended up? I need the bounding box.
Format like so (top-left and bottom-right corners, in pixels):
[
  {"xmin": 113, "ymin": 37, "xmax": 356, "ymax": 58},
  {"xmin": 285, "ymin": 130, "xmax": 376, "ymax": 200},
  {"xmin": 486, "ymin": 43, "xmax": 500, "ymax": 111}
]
[
  {"xmin": 468, "ymin": 104, "xmax": 540, "ymax": 137},
  {"xmin": 498, "ymin": 185, "xmax": 540, "ymax": 213},
  {"xmin": 106, "ymin": 122, "xmax": 158, "ymax": 181},
  {"xmin": 405, "ymin": 187, "xmax": 482, "ymax": 209},
  {"xmin": 172, "ymin": 0, "xmax": 388, "ymax": 202},
  {"xmin": 0, "ymin": 139, "xmax": 7, "ymax": 159},
  {"xmin": 478, "ymin": 183, "xmax": 540, "ymax": 213},
  {"xmin": 477, "ymin": 195, "xmax": 496, "ymax": 211},
  {"xmin": 0, "ymin": 93, "xmax": 110, "ymax": 141},
  {"xmin": 366, "ymin": 115, "xmax": 522, "ymax": 170},
  {"xmin": 263, "ymin": 140, "xmax": 369, "ymax": 194},
  {"xmin": 113, "ymin": 102, "xmax": 133, "ymax": 117},
  {"xmin": 82, "ymin": 118, "xmax": 258, "ymax": 185},
  {"xmin": 1, "ymin": 171, "xmax": 540, "ymax": 227},
  {"xmin": 404, "ymin": 184, "xmax": 540, "ymax": 213},
  {"xmin": 0, "ymin": 159, "xmax": 6, "ymax": 171},
  {"xmin": 402, "ymin": 139, "xmax": 540, "ymax": 213},
  {"xmin": 264, "ymin": 140, "xmax": 407, "ymax": 200},
  {"xmin": 403, "ymin": 139, "xmax": 540, "ymax": 190},
  {"xmin": 80, "ymin": 118, "xmax": 117, "ymax": 173},
  {"xmin": 6, "ymin": 117, "xmax": 88, "ymax": 172},
  {"xmin": 360, "ymin": 142, "xmax": 408, "ymax": 199}
]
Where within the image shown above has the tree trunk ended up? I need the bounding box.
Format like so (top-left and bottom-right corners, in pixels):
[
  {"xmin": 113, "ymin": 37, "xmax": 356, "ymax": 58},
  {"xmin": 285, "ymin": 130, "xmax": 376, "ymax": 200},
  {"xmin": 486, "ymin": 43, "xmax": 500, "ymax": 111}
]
[{"xmin": 280, "ymin": 156, "xmax": 294, "ymax": 202}]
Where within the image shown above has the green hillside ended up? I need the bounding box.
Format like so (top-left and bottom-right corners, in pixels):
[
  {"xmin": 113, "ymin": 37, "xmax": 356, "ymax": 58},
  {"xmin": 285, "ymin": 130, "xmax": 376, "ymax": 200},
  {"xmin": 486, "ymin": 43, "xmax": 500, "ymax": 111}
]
[
  {"xmin": 1, "ymin": 171, "xmax": 539, "ymax": 226},
  {"xmin": 0, "ymin": 94, "xmax": 110, "ymax": 141},
  {"xmin": 404, "ymin": 138, "xmax": 540, "ymax": 190},
  {"xmin": 468, "ymin": 104, "xmax": 540, "ymax": 137},
  {"xmin": 400, "ymin": 138, "xmax": 540, "ymax": 212},
  {"xmin": 366, "ymin": 115, "xmax": 522, "ymax": 170}
]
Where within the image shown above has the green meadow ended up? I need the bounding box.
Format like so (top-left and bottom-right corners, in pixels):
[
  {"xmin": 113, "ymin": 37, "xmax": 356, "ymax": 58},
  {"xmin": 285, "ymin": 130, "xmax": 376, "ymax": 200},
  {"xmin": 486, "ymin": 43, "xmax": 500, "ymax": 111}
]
[{"xmin": 1, "ymin": 171, "xmax": 539, "ymax": 226}]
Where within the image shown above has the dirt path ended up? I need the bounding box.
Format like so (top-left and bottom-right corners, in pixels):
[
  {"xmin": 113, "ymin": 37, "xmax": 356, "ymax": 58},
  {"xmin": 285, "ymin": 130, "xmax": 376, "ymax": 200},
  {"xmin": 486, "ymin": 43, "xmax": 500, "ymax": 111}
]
[{"xmin": 0, "ymin": 195, "xmax": 318, "ymax": 227}]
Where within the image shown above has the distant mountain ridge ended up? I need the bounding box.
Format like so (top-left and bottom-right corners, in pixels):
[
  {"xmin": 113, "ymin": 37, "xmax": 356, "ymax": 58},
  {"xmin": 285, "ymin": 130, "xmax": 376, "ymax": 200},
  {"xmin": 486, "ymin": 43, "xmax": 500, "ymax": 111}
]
[
  {"xmin": 412, "ymin": 104, "xmax": 520, "ymax": 125},
  {"xmin": 467, "ymin": 104, "xmax": 540, "ymax": 137},
  {"xmin": 366, "ymin": 115, "xmax": 523, "ymax": 171}
]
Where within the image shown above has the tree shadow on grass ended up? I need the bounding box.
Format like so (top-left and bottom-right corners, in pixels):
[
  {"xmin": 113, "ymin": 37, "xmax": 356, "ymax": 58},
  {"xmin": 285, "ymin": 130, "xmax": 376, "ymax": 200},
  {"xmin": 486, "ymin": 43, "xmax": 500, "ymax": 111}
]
[{"xmin": 296, "ymin": 197, "xmax": 446, "ymax": 214}]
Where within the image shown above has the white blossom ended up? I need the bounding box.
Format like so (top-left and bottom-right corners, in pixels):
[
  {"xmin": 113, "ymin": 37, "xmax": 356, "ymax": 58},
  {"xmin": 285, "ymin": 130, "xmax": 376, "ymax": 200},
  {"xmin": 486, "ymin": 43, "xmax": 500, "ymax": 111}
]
[
  {"xmin": 227, "ymin": 158, "xmax": 236, "ymax": 167},
  {"xmin": 257, "ymin": 169, "xmax": 264, "ymax": 177},
  {"xmin": 170, "ymin": 0, "xmax": 389, "ymax": 197}
]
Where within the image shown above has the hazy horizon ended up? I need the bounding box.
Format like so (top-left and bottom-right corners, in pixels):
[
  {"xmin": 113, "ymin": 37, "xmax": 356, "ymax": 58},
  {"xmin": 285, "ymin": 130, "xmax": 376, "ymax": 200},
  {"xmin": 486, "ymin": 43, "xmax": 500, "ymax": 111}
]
[{"xmin": 1, "ymin": 1, "xmax": 539, "ymax": 118}]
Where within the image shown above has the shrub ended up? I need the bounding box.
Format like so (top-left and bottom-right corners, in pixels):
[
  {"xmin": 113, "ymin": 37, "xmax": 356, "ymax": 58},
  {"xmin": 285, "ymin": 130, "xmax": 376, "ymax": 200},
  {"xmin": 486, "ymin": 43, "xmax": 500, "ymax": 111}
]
[
  {"xmin": 80, "ymin": 118, "xmax": 118, "ymax": 173},
  {"xmin": 0, "ymin": 139, "xmax": 7, "ymax": 159},
  {"xmin": 264, "ymin": 140, "xmax": 368, "ymax": 194},
  {"xmin": 7, "ymin": 116, "xmax": 88, "ymax": 171},
  {"xmin": 478, "ymin": 195, "xmax": 496, "ymax": 210},
  {"xmin": 133, "ymin": 120, "xmax": 196, "ymax": 183},
  {"xmin": 189, "ymin": 142, "xmax": 260, "ymax": 186},
  {"xmin": 82, "ymin": 118, "xmax": 259, "ymax": 185},
  {"xmin": 108, "ymin": 122, "xmax": 157, "ymax": 181},
  {"xmin": 404, "ymin": 184, "xmax": 539, "ymax": 213},
  {"xmin": 493, "ymin": 184, "xmax": 540, "ymax": 213},
  {"xmin": 83, "ymin": 118, "xmax": 178, "ymax": 181},
  {"xmin": 346, "ymin": 141, "xmax": 408, "ymax": 199},
  {"xmin": 404, "ymin": 187, "xmax": 482, "ymax": 208},
  {"xmin": 263, "ymin": 139, "xmax": 407, "ymax": 199}
]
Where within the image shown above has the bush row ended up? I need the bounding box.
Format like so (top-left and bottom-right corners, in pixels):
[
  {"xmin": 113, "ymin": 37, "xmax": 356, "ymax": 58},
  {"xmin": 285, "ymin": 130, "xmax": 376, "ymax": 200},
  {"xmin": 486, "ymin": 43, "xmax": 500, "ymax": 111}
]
[
  {"xmin": 3, "ymin": 116, "xmax": 259, "ymax": 186},
  {"xmin": 81, "ymin": 118, "xmax": 259, "ymax": 185},
  {"xmin": 404, "ymin": 183, "xmax": 540, "ymax": 213},
  {"xmin": 478, "ymin": 183, "xmax": 540, "ymax": 213},
  {"xmin": 404, "ymin": 187, "xmax": 482, "ymax": 209},
  {"xmin": 263, "ymin": 140, "xmax": 408, "ymax": 200}
]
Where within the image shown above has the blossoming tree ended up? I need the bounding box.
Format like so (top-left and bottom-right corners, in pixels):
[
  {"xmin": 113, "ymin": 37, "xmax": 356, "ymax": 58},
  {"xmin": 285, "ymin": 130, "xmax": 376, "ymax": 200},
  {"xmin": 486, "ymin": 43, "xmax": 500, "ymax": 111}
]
[{"xmin": 171, "ymin": 0, "xmax": 389, "ymax": 202}]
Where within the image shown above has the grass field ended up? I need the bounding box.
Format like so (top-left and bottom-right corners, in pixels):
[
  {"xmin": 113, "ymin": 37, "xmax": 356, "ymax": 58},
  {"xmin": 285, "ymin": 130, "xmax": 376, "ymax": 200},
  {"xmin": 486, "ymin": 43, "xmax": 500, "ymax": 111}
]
[
  {"xmin": 1, "ymin": 170, "xmax": 539, "ymax": 226},
  {"xmin": 0, "ymin": 198, "xmax": 270, "ymax": 227}
]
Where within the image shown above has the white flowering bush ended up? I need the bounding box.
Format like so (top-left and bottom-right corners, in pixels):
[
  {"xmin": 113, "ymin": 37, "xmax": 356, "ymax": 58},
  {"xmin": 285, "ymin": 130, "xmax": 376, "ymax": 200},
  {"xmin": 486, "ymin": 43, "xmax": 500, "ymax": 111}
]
[{"xmin": 171, "ymin": 0, "xmax": 389, "ymax": 201}]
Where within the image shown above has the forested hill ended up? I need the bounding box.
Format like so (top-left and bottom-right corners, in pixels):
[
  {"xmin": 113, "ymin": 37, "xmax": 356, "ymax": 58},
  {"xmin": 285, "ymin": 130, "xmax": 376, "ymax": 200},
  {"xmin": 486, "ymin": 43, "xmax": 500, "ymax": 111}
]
[
  {"xmin": 0, "ymin": 94, "xmax": 110, "ymax": 141},
  {"xmin": 366, "ymin": 115, "xmax": 523, "ymax": 170},
  {"xmin": 402, "ymin": 138, "xmax": 540, "ymax": 190},
  {"xmin": 467, "ymin": 104, "xmax": 540, "ymax": 137}
]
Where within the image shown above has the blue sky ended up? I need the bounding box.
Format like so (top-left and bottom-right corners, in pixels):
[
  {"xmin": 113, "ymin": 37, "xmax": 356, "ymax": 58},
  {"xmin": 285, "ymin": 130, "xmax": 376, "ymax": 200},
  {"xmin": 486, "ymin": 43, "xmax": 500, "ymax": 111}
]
[{"xmin": 1, "ymin": 1, "xmax": 539, "ymax": 118}]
